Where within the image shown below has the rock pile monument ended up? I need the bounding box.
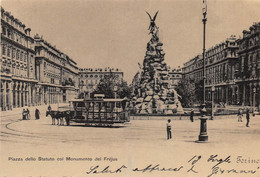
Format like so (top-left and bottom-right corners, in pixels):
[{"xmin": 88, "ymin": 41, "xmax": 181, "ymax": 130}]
[{"xmin": 132, "ymin": 11, "xmax": 183, "ymax": 114}]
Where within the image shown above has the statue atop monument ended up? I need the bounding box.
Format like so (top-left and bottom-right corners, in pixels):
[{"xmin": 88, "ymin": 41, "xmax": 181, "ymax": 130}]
[{"xmin": 146, "ymin": 11, "xmax": 159, "ymax": 35}]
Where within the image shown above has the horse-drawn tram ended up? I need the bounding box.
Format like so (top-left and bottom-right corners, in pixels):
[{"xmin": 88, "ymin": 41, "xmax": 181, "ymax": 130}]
[{"xmin": 69, "ymin": 97, "xmax": 130, "ymax": 126}]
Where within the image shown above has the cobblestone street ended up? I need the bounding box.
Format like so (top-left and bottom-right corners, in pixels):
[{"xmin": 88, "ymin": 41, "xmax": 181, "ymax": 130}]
[{"xmin": 1, "ymin": 110, "xmax": 260, "ymax": 177}]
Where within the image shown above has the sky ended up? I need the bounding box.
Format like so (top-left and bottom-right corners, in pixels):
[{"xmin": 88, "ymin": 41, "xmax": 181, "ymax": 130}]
[{"xmin": 2, "ymin": 0, "xmax": 260, "ymax": 83}]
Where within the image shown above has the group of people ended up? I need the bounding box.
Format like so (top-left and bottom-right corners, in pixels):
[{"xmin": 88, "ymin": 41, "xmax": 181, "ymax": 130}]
[
  {"xmin": 166, "ymin": 107, "xmax": 255, "ymax": 140},
  {"xmin": 189, "ymin": 107, "xmax": 252, "ymax": 127},
  {"xmin": 22, "ymin": 108, "xmax": 40, "ymax": 120}
]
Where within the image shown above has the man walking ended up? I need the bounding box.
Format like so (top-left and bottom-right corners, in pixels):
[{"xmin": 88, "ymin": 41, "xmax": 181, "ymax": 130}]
[
  {"xmin": 26, "ymin": 108, "xmax": 30, "ymax": 120},
  {"xmin": 48, "ymin": 105, "xmax": 52, "ymax": 112},
  {"xmin": 22, "ymin": 109, "xmax": 27, "ymax": 120},
  {"xmin": 166, "ymin": 119, "xmax": 172, "ymax": 140},
  {"xmin": 237, "ymin": 108, "xmax": 243, "ymax": 122},
  {"xmin": 246, "ymin": 108, "xmax": 250, "ymax": 127},
  {"xmin": 190, "ymin": 109, "xmax": 194, "ymax": 122}
]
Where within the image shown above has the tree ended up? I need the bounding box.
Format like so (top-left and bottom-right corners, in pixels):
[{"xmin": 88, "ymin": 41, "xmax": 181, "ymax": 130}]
[
  {"xmin": 92, "ymin": 72, "xmax": 132, "ymax": 99},
  {"xmin": 175, "ymin": 78, "xmax": 196, "ymax": 107},
  {"xmin": 195, "ymin": 80, "xmax": 204, "ymax": 105},
  {"xmin": 117, "ymin": 80, "xmax": 132, "ymax": 99}
]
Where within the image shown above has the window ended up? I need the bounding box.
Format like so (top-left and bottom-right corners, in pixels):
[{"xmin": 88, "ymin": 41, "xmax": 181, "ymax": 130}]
[
  {"xmin": 17, "ymin": 51, "xmax": 20, "ymax": 60},
  {"xmin": 2, "ymin": 26, "xmax": 6, "ymax": 35},
  {"xmin": 20, "ymin": 52, "xmax": 23, "ymax": 61},
  {"xmin": 7, "ymin": 47, "xmax": 10, "ymax": 57},
  {"xmin": 2, "ymin": 45, "xmax": 6, "ymax": 55},
  {"xmin": 12, "ymin": 49, "xmax": 16, "ymax": 59},
  {"xmin": 7, "ymin": 29, "xmax": 11, "ymax": 38},
  {"xmin": 11, "ymin": 31, "xmax": 14, "ymax": 40}
]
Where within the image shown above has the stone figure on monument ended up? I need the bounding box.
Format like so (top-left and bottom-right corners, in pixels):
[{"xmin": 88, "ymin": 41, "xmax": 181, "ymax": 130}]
[{"xmin": 146, "ymin": 11, "xmax": 159, "ymax": 35}]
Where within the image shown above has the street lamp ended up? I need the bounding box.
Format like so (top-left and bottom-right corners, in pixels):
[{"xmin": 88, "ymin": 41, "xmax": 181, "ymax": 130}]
[
  {"xmin": 253, "ymin": 87, "xmax": 256, "ymax": 114},
  {"xmin": 198, "ymin": 0, "xmax": 208, "ymax": 142},
  {"xmin": 114, "ymin": 86, "xmax": 118, "ymax": 99},
  {"xmin": 210, "ymin": 85, "xmax": 215, "ymax": 120},
  {"xmin": 114, "ymin": 86, "xmax": 118, "ymax": 111}
]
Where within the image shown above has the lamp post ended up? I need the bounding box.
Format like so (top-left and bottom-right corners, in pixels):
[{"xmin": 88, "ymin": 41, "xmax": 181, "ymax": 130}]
[
  {"xmin": 253, "ymin": 87, "xmax": 256, "ymax": 114},
  {"xmin": 114, "ymin": 86, "xmax": 118, "ymax": 99},
  {"xmin": 198, "ymin": 0, "xmax": 208, "ymax": 142},
  {"xmin": 114, "ymin": 85, "xmax": 118, "ymax": 111},
  {"xmin": 210, "ymin": 85, "xmax": 215, "ymax": 120}
]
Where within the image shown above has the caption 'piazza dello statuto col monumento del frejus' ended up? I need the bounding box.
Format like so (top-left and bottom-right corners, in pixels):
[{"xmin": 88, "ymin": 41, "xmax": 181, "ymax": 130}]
[{"xmin": 1, "ymin": 6, "xmax": 260, "ymax": 111}]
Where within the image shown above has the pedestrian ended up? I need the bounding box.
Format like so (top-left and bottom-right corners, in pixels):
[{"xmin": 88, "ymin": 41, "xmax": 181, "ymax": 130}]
[
  {"xmin": 26, "ymin": 108, "xmax": 30, "ymax": 120},
  {"xmin": 22, "ymin": 109, "xmax": 27, "ymax": 120},
  {"xmin": 65, "ymin": 111, "xmax": 70, "ymax": 126},
  {"xmin": 237, "ymin": 108, "xmax": 243, "ymax": 122},
  {"xmin": 190, "ymin": 109, "xmax": 194, "ymax": 122},
  {"xmin": 35, "ymin": 108, "xmax": 40, "ymax": 120},
  {"xmin": 246, "ymin": 108, "xmax": 250, "ymax": 127},
  {"xmin": 48, "ymin": 105, "xmax": 52, "ymax": 112},
  {"xmin": 166, "ymin": 119, "xmax": 172, "ymax": 140}
]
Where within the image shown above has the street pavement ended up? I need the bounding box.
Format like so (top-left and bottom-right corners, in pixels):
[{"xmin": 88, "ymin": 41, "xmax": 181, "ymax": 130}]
[{"xmin": 0, "ymin": 110, "xmax": 260, "ymax": 177}]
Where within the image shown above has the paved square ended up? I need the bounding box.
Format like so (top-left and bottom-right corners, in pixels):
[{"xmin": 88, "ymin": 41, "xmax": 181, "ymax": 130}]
[{"xmin": 1, "ymin": 112, "xmax": 260, "ymax": 177}]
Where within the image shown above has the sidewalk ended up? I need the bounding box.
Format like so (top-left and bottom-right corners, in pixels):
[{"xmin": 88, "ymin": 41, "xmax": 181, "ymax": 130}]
[
  {"xmin": 131, "ymin": 114, "xmax": 240, "ymax": 120},
  {"xmin": 0, "ymin": 103, "xmax": 69, "ymax": 119}
]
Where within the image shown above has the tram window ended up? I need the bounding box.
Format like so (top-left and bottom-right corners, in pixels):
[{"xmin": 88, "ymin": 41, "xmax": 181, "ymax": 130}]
[{"xmin": 76, "ymin": 102, "xmax": 85, "ymax": 107}]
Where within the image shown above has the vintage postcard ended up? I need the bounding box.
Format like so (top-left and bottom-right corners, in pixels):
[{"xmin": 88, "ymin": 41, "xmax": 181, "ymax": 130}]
[{"xmin": 0, "ymin": 0, "xmax": 260, "ymax": 177}]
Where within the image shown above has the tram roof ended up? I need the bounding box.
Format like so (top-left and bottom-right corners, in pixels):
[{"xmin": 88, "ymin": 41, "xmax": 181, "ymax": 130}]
[{"xmin": 69, "ymin": 98, "xmax": 126, "ymax": 102}]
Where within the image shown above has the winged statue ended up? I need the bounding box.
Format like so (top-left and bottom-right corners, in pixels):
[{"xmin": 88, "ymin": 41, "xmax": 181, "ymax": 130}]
[{"xmin": 146, "ymin": 11, "xmax": 159, "ymax": 34}]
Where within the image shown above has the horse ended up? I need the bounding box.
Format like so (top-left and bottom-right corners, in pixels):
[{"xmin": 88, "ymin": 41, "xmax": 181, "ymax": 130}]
[
  {"xmin": 46, "ymin": 110, "xmax": 72, "ymax": 126},
  {"xmin": 46, "ymin": 110, "xmax": 64, "ymax": 125}
]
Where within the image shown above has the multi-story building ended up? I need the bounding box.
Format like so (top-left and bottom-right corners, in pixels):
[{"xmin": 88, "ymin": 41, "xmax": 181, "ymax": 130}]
[
  {"xmin": 79, "ymin": 67, "xmax": 123, "ymax": 97},
  {"xmin": 1, "ymin": 7, "xmax": 37, "ymax": 111},
  {"xmin": 182, "ymin": 35, "xmax": 239, "ymax": 105},
  {"xmin": 168, "ymin": 66, "xmax": 182, "ymax": 88},
  {"xmin": 235, "ymin": 22, "xmax": 260, "ymax": 107},
  {"xmin": 34, "ymin": 34, "xmax": 79, "ymax": 105},
  {"xmin": 0, "ymin": 7, "xmax": 79, "ymax": 111}
]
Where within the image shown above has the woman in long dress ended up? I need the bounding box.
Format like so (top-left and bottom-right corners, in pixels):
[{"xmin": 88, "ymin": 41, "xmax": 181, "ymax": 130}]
[{"xmin": 35, "ymin": 108, "xmax": 40, "ymax": 120}]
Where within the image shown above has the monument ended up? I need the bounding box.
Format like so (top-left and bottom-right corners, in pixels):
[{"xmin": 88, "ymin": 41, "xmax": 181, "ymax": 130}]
[{"xmin": 132, "ymin": 11, "xmax": 183, "ymax": 114}]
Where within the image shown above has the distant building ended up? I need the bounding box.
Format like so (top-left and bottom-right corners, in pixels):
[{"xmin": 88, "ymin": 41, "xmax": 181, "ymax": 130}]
[
  {"xmin": 182, "ymin": 35, "xmax": 239, "ymax": 105},
  {"xmin": 168, "ymin": 66, "xmax": 182, "ymax": 88},
  {"xmin": 1, "ymin": 7, "xmax": 36, "ymax": 111},
  {"xmin": 235, "ymin": 22, "xmax": 260, "ymax": 106},
  {"xmin": 79, "ymin": 67, "xmax": 123, "ymax": 97}
]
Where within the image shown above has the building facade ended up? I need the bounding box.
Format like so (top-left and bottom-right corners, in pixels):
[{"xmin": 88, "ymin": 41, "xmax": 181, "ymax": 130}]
[
  {"xmin": 168, "ymin": 66, "xmax": 182, "ymax": 88},
  {"xmin": 1, "ymin": 7, "xmax": 37, "ymax": 111},
  {"xmin": 235, "ymin": 22, "xmax": 260, "ymax": 107},
  {"xmin": 79, "ymin": 67, "xmax": 123, "ymax": 97},
  {"xmin": 34, "ymin": 34, "xmax": 79, "ymax": 105},
  {"xmin": 182, "ymin": 35, "xmax": 239, "ymax": 105},
  {"xmin": 0, "ymin": 7, "xmax": 79, "ymax": 111}
]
